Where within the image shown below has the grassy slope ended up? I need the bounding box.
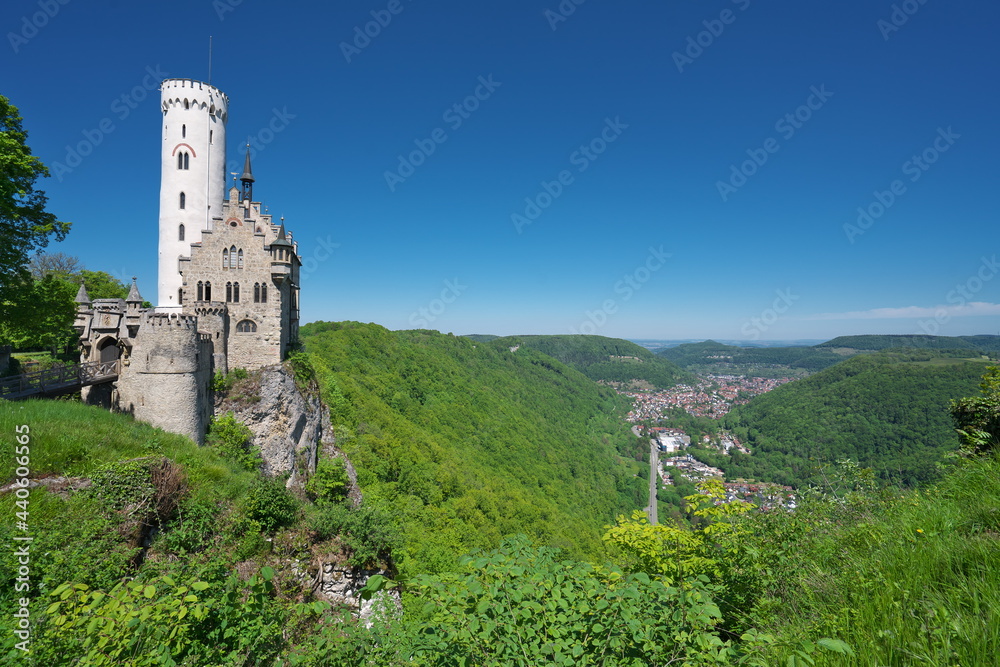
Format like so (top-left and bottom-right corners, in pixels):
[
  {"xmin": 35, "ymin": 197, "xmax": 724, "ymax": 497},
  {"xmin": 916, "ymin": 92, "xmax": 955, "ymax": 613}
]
[
  {"xmin": 748, "ymin": 453, "xmax": 1000, "ymax": 665},
  {"xmin": 301, "ymin": 323, "xmax": 648, "ymax": 575},
  {"xmin": 494, "ymin": 334, "xmax": 694, "ymax": 389},
  {"xmin": 716, "ymin": 351, "xmax": 991, "ymax": 486}
]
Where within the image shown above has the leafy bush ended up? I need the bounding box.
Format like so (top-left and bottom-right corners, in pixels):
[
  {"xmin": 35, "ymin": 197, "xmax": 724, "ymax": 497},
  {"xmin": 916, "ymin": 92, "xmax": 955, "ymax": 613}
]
[
  {"xmin": 404, "ymin": 535, "xmax": 733, "ymax": 666},
  {"xmin": 206, "ymin": 412, "xmax": 260, "ymax": 470},
  {"xmin": 88, "ymin": 458, "xmax": 155, "ymax": 514},
  {"xmin": 212, "ymin": 367, "xmax": 249, "ymax": 392},
  {"xmin": 244, "ymin": 478, "xmax": 298, "ymax": 533},
  {"xmin": 305, "ymin": 456, "xmax": 349, "ymax": 503},
  {"xmin": 309, "ymin": 503, "xmax": 400, "ymax": 568}
]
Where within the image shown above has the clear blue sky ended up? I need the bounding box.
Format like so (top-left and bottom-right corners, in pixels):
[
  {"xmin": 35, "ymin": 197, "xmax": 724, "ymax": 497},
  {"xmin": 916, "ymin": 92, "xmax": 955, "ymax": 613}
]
[{"xmin": 3, "ymin": 0, "xmax": 998, "ymax": 341}]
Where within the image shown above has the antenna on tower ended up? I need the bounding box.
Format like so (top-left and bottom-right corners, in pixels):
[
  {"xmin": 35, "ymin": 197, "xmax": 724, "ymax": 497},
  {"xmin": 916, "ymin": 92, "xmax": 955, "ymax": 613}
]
[{"xmin": 208, "ymin": 36, "xmax": 213, "ymax": 84}]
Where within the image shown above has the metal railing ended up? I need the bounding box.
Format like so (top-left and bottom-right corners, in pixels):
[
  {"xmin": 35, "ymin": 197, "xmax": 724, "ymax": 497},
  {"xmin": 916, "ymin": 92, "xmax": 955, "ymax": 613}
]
[{"xmin": 0, "ymin": 359, "xmax": 119, "ymax": 401}]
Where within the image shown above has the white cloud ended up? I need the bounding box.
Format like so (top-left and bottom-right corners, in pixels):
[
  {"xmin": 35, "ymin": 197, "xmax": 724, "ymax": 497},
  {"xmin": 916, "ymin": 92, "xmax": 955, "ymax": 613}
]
[{"xmin": 803, "ymin": 302, "xmax": 1000, "ymax": 321}]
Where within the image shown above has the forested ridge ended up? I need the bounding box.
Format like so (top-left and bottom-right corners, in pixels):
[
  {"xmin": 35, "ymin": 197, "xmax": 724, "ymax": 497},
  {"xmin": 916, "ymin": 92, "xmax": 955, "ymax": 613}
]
[
  {"xmin": 656, "ymin": 340, "xmax": 845, "ymax": 376},
  {"xmin": 815, "ymin": 333, "xmax": 1000, "ymax": 352},
  {"xmin": 299, "ymin": 322, "xmax": 647, "ymax": 575},
  {"xmin": 711, "ymin": 350, "xmax": 991, "ymax": 487},
  {"xmin": 493, "ymin": 334, "xmax": 694, "ymax": 389}
]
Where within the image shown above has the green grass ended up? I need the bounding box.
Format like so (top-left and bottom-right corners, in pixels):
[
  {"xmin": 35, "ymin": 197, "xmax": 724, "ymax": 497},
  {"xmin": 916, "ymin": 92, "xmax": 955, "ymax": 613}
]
[
  {"xmin": 749, "ymin": 454, "xmax": 1000, "ymax": 665},
  {"xmin": 0, "ymin": 399, "xmax": 256, "ymax": 501}
]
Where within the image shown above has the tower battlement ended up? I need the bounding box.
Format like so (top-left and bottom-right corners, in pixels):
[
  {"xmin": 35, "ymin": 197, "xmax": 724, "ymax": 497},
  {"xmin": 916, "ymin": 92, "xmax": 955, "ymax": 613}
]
[
  {"xmin": 160, "ymin": 79, "xmax": 229, "ymax": 120},
  {"xmin": 143, "ymin": 312, "xmax": 199, "ymax": 329}
]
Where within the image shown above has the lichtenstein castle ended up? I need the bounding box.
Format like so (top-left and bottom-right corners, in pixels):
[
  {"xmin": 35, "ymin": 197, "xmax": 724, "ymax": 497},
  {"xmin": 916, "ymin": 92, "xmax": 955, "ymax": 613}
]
[{"xmin": 75, "ymin": 78, "xmax": 302, "ymax": 443}]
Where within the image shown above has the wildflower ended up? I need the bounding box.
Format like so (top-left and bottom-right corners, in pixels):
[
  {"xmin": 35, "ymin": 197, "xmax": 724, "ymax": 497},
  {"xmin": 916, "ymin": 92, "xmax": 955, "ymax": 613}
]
[{"xmin": 916, "ymin": 529, "xmax": 924, "ymax": 534}]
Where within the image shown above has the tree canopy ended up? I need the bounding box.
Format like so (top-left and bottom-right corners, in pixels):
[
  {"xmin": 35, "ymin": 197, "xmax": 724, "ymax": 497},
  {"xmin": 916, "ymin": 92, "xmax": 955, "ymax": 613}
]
[{"xmin": 0, "ymin": 95, "xmax": 72, "ymax": 329}]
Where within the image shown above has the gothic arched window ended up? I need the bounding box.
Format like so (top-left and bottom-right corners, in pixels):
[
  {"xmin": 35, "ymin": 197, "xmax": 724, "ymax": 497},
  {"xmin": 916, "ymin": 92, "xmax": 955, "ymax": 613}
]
[
  {"xmin": 225, "ymin": 282, "xmax": 232, "ymax": 302},
  {"xmin": 222, "ymin": 248, "xmax": 229, "ymax": 269},
  {"xmin": 204, "ymin": 281, "xmax": 211, "ymax": 301},
  {"xmin": 253, "ymin": 283, "xmax": 260, "ymax": 303},
  {"xmin": 183, "ymin": 152, "xmax": 189, "ymax": 169},
  {"xmin": 178, "ymin": 224, "xmax": 185, "ymax": 241},
  {"xmin": 261, "ymin": 284, "xmax": 267, "ymax": 303},
  {"xmin": 179, "ymin": 192, "xmax": 185, "ymax": 209},
  {"xmin": 237, "ymin": 249, "xmax": 244, "ymax": 269},
  {"xmin": 197, "ymin": 281, "xmax": 204, "ymax": 301},
  {"xmin": 236, "ymin": 320, "xmax": 257, "ymax": 333},
  {"xmin": 177, "ymin": 153, "xmax": 183, "ymax": 170},
  {"xmin": 233, "ymin": 282, "xmax": 240, "ymax": 303}
]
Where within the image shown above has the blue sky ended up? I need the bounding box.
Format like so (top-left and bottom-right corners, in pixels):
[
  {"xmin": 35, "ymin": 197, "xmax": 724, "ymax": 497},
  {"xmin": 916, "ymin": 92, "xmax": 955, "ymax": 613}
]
[{"xmin": 3, "ymin": 0, "xmax": 998, "ymax": 341}]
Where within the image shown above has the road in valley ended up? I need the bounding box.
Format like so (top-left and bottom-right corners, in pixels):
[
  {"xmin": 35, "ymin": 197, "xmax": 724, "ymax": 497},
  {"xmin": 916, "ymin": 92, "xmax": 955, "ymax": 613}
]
[{"xmin": 648, "ymin": 436, "xmax": 658, "ymax": 525}]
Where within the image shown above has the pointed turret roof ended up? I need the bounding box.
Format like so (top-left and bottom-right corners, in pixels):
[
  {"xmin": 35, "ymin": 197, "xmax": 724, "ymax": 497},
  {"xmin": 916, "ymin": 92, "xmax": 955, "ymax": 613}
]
[
  {"xmin": 271, "ymin": 221, "xmax": 293, "ymax": 247},
  {"xmin": 74, "ymin": 282, "xmax": 90, "ymax": 305},
  {"xmin": 126, "ymin": 277, "xmax": 143, "ymax": 304},
  {"xmin": 240, "ymin": 145, "xmax": 255, "ymax": 183}
]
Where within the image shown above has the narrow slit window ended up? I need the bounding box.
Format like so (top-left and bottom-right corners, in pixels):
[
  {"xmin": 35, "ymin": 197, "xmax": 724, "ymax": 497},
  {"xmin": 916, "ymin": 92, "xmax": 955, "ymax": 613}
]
[
  {"xmin": 178, "ymin": 224, "xmax": 185, "ymax": 241},
  {"xmin": 179, "ymin": 192, "xmax": 185, "ymax": 209}
]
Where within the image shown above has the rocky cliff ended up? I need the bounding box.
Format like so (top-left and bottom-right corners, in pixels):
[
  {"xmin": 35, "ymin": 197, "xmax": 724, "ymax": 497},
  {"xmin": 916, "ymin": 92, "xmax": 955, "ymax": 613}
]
[{"xmin": 213, "ymin": 363, "xmax": 361, "ymax": 503}]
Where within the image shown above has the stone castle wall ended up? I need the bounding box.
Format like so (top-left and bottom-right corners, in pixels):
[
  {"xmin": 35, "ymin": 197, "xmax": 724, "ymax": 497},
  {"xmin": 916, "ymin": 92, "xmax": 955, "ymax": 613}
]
[{"xmin": 114, "ymin": 313, "xmax": 213, "ymax": 444}]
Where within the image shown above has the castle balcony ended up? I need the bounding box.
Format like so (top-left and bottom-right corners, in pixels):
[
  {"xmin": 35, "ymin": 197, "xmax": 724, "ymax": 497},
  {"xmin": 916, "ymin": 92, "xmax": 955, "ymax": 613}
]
[{"xmin": 271, "ymin": 261, "xmax": 291, "ymax": 283}]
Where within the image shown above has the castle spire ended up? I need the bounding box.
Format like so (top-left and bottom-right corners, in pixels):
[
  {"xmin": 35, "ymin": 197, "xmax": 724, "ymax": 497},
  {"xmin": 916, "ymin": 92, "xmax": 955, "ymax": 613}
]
[
  {"xmin": 240, "ymin": 143, "xmax": 254, "ymax": 203},
  {"xmin": 74, "ymin": 281, "xmax": 91, "ymax": 305},
  {"xmin": 126, "ymin": 277, "xmax": 143, "ymax": 304}
]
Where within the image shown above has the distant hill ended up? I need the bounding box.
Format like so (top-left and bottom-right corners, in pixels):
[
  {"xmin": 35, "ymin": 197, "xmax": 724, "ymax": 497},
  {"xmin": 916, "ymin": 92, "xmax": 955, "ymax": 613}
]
[
  {"xmin": 300, "ymin": 322, "xmax": 647, "ymax": 575},
  {"xmin": 709, "ymin": 349, "xmax": 993, "ymax": 487},
  {"xmin": 815, "ymin": 334, "xmax": 1000, "ymax": 353},
  {"xmin": 492, "ymin": 334, "xmax": 694, "ymax": 390},
  {"xmin": 462, "ymin": 334, "xmax": 499, "ymax": 342},
  {"xmin": 657, "ymin": 340, "xmax": 845, "ymax": 377}
]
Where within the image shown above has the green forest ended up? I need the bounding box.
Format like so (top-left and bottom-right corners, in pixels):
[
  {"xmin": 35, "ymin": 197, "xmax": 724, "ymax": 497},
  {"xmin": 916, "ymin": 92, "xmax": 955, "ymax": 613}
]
[
  {"xmin": 298, "ymin": 322, "xmax": 648, "ymax": 575},
  {"xmin": 3, "ymin": 389, "xmax": 999, "ymax": 665},
  {"xmin": 712, "ymin": 350, "xmax": 992, "ymax": 487},
  {"xmin": 656, "ymin": 340, "xmax": 847, "ymax": 377},
  {"xmin": 493, "ymin": 334, "xmax": 693, "ymax": 389},
  {"xmin": 815, "ymin": 334, "xmax": 1000, "ymax": 353}
]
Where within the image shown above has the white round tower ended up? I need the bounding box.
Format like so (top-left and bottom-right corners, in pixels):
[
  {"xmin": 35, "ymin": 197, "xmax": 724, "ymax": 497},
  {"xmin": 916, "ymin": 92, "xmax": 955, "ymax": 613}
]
[{"xmin": 157, "ymin": 78, "xmax": 229, "ymax": 311}]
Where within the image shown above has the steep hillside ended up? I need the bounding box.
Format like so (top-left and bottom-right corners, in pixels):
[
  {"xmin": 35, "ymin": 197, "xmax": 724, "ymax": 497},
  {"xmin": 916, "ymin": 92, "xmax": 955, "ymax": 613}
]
[
  {"xmin": 657, "ymin": 340, "xmax": 845, "ymax": 377},
  {"xmin": 300, "ymin": 323, "xmax": 647, "ymax": 575},
  {"xmin": 713, "ymin": 350, "xmax": 991, "ymax": 486},
  {"xmin": 493, "ymin": 334, "xmax": 694, "ymax": 390}
]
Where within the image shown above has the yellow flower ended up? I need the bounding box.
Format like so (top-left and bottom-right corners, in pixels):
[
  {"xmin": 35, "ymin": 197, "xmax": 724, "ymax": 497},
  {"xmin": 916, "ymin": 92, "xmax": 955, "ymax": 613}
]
[{"xmin": 916, "ymin": 529, "xmax": 924, "ymax": 534}]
